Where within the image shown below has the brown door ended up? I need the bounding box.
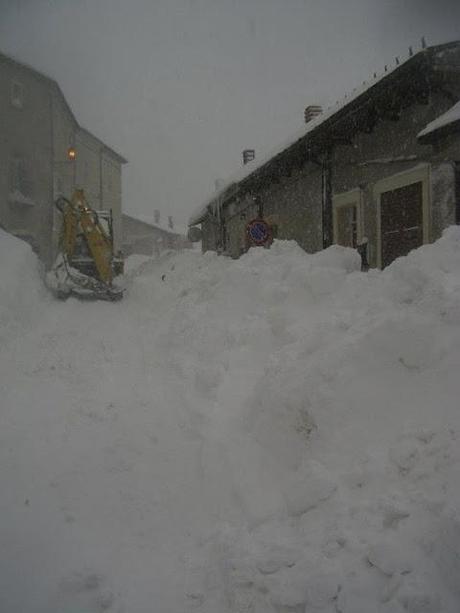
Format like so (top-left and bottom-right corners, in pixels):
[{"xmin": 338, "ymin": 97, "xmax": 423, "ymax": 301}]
[{"xmin": 380, "ymin": 181, "xmax": 423, "ymax": 268}]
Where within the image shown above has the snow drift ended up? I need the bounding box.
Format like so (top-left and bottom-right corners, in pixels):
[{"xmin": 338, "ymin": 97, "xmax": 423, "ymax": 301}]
[
  {"xmin": 1, "ymin": 228, "xmax": 460, "ymax": 612},
  {"xmin": 0, "ymin": 228, "xmax": 48, "ymax": 342}
]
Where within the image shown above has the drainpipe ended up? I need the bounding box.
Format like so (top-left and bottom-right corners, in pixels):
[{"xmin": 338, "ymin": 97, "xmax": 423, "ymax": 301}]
[
  {"xmin": 322, "ymin": 149, "xmax": 333, "ymax": 249},
  {"xmin": 307, "ymin": 145, "xmax": 333, "ymax": 249}
]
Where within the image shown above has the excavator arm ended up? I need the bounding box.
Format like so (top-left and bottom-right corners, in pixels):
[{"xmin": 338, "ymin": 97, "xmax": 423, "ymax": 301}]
[{"xmin": 50, "ymin": 189, "xmax": 123, "ymax": 301}]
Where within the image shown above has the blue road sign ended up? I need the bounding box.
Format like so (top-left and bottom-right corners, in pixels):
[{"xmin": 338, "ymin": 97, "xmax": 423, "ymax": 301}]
[{"xmin": 247, "ymin": 219, "xmax": 271, "ymax": 246}]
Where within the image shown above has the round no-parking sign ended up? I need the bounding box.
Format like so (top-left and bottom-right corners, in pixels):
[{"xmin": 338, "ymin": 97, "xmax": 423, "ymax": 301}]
[{"xmin": 246, "ymin": 219, "xmax": 271, "ymax": 246}]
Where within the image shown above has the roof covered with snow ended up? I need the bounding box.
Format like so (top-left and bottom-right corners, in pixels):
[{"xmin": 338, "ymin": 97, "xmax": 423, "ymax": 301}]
[
  {"xmin": 417, "ymin": 100, "xmax": 460, "ymax": 140},
  {"xmin": 189, "ymin": 40, "xmax": 460, "ymax": 226}
]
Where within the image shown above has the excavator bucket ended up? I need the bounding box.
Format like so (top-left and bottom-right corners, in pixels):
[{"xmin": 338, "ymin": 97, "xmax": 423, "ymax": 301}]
[{"xmin": 47, "ymin": 190, "xmax": 124, "ymax": 301}]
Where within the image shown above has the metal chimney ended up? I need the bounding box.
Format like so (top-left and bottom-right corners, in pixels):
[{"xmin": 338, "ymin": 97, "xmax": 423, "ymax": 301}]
[
  {"xmin": 242, "ymin": 149, "xmax": 255, "ymax": 165},
  {"xmin": 304, "ymin": 105, "xmax": 322, "ymax": 123}
]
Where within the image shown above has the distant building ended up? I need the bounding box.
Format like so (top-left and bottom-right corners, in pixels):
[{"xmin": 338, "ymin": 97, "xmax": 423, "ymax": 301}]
[
  {"xmin": 190, "ymin": 40, "xmax": 460, "ymax": 269},
  {"xmin": 0, "ymin": 50, "xmax": 127, "ymax": 267},
  {"xmin": 122, "ymin": 214, "xmax": 191, "ymax": 256}
]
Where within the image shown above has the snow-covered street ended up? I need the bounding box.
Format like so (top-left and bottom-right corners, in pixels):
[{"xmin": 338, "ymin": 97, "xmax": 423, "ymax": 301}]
[{"xmin": 1, "ymin": 229, "xmax": 460, "ymax": 612}]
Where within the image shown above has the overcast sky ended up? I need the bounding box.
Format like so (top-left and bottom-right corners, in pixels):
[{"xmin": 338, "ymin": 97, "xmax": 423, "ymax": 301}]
[{"xmin": 1, "ymin": 0, "xmax": 460, "ymax": 226}]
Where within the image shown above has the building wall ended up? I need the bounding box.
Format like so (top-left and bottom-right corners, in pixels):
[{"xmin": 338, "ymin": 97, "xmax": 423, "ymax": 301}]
[
  {"xmin": 51, "ymin": 89, "xmax": 78, "ymax": 263},
  {"xmin": 101, "ymin": 153, "xmax": 122, "ymax": 252},
  {"xmin": 0, "ymin": 55, "xmax": 54, "ymax": 262},
  {"xmin": 0, "ymin": 53, "xmax": 124, "ymax": 266},
  {"xmin": 201, "ymin": 216, "xmax": 221, "ymax": 253},
  {"xmin": 212, "ymin": 88, "xmax": 459, "ymax": 268},
  {"xmin": 75, "ymin": 130, "xmax": 101, "ymax": 208},
  {"xmin": 331, "ymin": 93, "xmax": 455, "ymax": 266},
  {"xmin": 122, "ymin": 214, "xmax": 190, "ymax": 256},
  {"xmin": 74, "ymin": 132, "xmax": 123, "ymax": 251},
  {"xmin": 222, "ymin": 163, "xmax": 323, "ymax": 259}
]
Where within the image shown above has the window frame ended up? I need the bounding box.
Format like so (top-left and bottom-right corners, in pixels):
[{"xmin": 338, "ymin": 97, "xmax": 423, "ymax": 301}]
[
  {"xmin": 10, "ymin": 80, "xmax": 25, "ymax": 109},
  {"xmin": 332, "ymin": 188, "xmax": 363, "ymax": 248}
]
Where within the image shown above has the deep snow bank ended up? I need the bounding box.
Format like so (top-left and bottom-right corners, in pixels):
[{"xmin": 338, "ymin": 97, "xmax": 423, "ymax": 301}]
[
  {"xmin": 148, "ymin": 231, "xmax": 460, "ymax": 613},
  {"xmin": 0, "ymin": 228, "xmax": 48, "ymax": 342},
  {"xmin": 1, "ymin": 228, "xmax": 460, "ymax": 613}
]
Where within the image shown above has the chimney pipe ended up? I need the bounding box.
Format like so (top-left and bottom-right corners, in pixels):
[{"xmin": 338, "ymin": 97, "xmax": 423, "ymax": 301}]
[
  {"xmin": 304, "ymin": 105, "xmax": 322, "ymax": 123},
  {"xmin": 242, "ymin": 149, "xmax": 255, "ymax": 165}
]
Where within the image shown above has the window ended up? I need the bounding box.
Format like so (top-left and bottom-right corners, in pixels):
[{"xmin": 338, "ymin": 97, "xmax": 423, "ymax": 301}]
[
  {"xmin": 333, "ymin": 189, "xmax": 362, "ymax": 249},
  {"xmin": 11, "ymin": 80, "xmax": 25, "ymax": 109},
  {"xmin": 9, "ymin": 156, "xmax": 31, "ymax": 195},
  {"xmin": 336, "ymin": 204, "xmax": 358, "ymax": 247}
]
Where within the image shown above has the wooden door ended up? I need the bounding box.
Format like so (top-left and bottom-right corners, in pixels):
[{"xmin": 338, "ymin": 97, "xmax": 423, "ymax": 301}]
[{"xmin": 381, "ymin": 181, "xmax": 423, "ymax": 268}]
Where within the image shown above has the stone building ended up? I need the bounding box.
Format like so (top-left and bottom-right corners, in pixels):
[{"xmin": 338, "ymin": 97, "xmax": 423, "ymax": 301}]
[
  {"xmin": 122, "ymin": 214, "xmax": 191, "ymax": 256},
  {"xmin": 190, "ymin": 40, "xmax": 460, "ymax": 269},
  {"xmin": 0, "ymin": 50, "xmax": 126, "ymax": 267}
]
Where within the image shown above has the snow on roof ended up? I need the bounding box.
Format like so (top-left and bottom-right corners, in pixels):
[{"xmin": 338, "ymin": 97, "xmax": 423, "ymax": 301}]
[
  {"xmin": 417, "ymin": 100, "xmax": 460, "ymax": 139},
  {"xmin": 188, "ymin": 62, "xmax": 405, "ymax": 226},
  {"xmin": 188, "ymin": 41, "xmax": 459, "ymax": 226}
]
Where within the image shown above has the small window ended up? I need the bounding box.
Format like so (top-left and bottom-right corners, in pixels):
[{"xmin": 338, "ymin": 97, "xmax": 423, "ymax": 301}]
[
  {"xmin": 11, "ymin": 80, "xmax": 25, "ymax": 109},
  {"xmin": 9, "ymin": 156, "xmax": 31, "ymax": 195},
  {"xmin": 335, "ymin": 203, "xmax": 358, "ymax": 248}
]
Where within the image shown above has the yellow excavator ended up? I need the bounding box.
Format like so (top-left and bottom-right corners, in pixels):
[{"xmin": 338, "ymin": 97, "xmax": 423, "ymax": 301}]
[{"xmin": 48, "ymin": 189, "xmax": 123, "ymax": 301}]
